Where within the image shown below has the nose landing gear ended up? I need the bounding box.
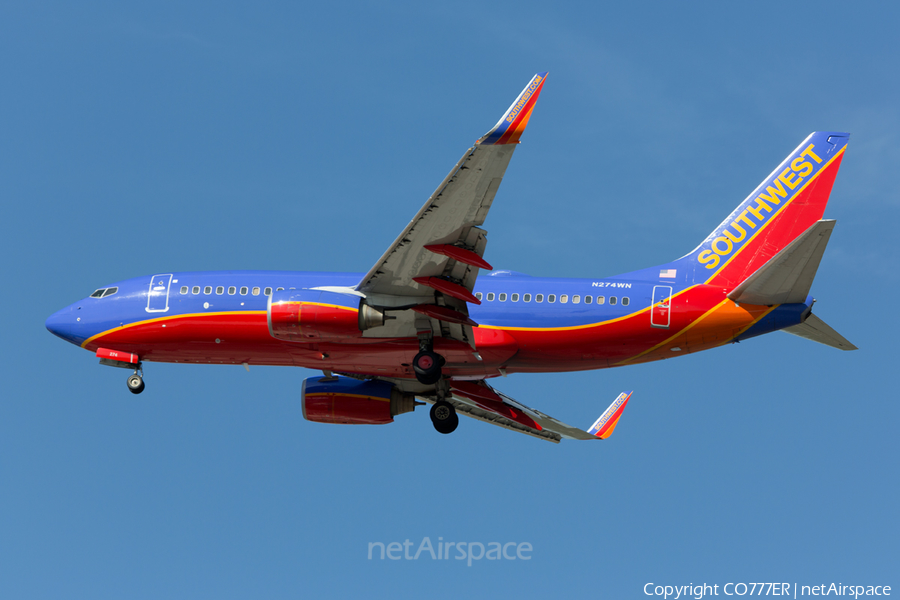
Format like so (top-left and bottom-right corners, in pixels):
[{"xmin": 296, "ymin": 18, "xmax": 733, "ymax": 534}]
[{"xmin": 126, "ymin": 366, "xmax": 145, "ymax": 394}]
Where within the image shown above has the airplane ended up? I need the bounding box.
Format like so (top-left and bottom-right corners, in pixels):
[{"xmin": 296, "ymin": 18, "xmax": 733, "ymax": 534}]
[{"xmin": 45, "ymin": 72, "xmax": 856, "ymax": 443}]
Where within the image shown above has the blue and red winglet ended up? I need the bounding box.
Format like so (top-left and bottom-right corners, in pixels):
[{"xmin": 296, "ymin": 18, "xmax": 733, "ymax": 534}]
[
  {"xmin": 477, "ymin": 72, "xmax": 548, "ymax": 146},
  {"xmin": 587, "ymin": 391, "xmax": 632, "ymax": 439}
]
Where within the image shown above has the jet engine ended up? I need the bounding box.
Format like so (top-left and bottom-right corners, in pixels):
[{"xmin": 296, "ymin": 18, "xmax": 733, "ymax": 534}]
[
  {"xmin": 268, "ymin": 289, "xmax": 360, "ymax": 341},
  {"xmin": 301, "ymin": 376, "xmax": 417, "ymax": 425}
]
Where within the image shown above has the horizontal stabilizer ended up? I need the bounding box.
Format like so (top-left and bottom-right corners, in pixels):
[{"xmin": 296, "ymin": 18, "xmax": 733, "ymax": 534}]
[
  {"xmin": 728, "ymin": 220, "xmax": 835, "ymax": 306},
  {"xmin": 783, "ymin": 313, "xmax": 857, "ymax": 351}
]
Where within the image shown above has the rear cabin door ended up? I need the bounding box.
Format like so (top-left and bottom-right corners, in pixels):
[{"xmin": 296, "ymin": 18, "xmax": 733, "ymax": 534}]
[
  {"xmin": 146, "ymin": 274, "xmax": 173, "ymax": 313},
  {"xmin": 651, "ymin": 285, "xmax": 673, "ymax": 329}
]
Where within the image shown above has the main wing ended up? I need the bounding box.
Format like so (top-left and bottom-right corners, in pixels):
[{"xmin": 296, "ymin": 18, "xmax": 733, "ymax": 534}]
[
  {"xmin": 433, "ymin": 380, "xmax": 633, "ymax": 443},
  {"xmin": 353, "ymin": 73, "xmax": 548, "ymax": 345}
]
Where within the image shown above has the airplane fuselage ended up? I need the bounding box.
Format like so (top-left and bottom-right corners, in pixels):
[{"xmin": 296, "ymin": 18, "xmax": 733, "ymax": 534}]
[{"xmin": 46, "ymin": 267, "xmax": 810, "ymax": 380}]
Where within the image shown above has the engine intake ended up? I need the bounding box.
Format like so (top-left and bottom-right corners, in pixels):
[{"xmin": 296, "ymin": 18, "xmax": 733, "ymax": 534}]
[{"xmin": 301, "ymin": 376, "xmax": 417, "ymax": 425}]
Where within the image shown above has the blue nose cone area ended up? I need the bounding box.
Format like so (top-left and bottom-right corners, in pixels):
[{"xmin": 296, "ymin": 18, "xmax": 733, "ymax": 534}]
[{"xmin": 46, "ymin": 305, "xmax": 84, "ymax": 346}]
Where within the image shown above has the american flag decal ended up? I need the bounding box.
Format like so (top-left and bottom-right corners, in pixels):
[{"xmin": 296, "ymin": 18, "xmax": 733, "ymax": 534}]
[{"xmin": 659, "ymin": 269, "xmax": 677, "ymax": 278}]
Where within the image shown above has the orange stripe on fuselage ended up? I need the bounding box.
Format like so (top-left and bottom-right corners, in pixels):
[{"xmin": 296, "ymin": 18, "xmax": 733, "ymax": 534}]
[
  {"xmin": 494, "ymin": 285, "xmax": 776, "ymax": 371},
  {"xmin": 614, "ymin": 299, "xmax": 775, "ymax": 366}
]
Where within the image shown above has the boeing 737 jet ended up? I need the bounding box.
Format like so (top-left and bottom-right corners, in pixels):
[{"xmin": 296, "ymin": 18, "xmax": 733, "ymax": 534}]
[{"xmin": 46, "ymin": 72, "xmax": 855, "ymax": 442}]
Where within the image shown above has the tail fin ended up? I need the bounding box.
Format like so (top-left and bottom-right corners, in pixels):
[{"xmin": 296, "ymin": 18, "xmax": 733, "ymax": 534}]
[{"xmin": 681, "ymin": 132, "xmax": 849, "ymax": 289}]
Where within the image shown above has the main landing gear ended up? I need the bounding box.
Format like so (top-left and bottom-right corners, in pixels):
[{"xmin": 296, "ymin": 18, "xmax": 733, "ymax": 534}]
[
  {"xmin": 126, "ymin": 366, "xmax": 145, "ymax": 394},
  {"xmin": 413, "ymin": 349, "xmax": 445, "ymax": 385},
  {"xmin": 412, "ymin": 336, "xmax": 454, "ymax": 433},
  {"xmin": 430, "ymin": 400, "xmax": 458, "ymax": 434}
]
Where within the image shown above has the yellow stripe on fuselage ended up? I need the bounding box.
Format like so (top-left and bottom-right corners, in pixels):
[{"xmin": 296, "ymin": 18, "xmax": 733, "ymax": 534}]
[{"xmin": 80, "ymin": 310, "xmax": 268, "ymax": 348}]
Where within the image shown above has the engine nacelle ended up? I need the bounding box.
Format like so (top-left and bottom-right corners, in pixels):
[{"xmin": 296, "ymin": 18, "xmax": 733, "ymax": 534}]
[
  {"xmin": 268, "ymin": 289, "xmax": 360, "ymax": 341},
  {"xmin": 301, "ymin": 376, "xmax": 417, "ymax": 425}
]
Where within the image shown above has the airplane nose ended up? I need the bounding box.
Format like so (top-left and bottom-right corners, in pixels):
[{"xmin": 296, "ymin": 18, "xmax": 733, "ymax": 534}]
[{"xmin": 45, "ymin": 305, "xmax": 81, "ymax": 345}]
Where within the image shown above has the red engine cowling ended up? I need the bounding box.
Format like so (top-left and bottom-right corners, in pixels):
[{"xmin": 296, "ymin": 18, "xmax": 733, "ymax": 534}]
[
  {"xmin": 301, "ymin": 376, "xmax": 416, "ymax": 425},
  {"xmin": 268, "ymin": 289, "xmax": 360, "ymax": 341}
]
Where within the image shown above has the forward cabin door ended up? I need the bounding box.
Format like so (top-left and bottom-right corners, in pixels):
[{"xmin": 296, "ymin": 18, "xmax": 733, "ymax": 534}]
[
  {"xmin": 651, "ymin": 285, "xmax": 673, "ymax": 329},
  {"xmin": 146, "ymin": 274, "xmax": 173, "ymax": 313}
]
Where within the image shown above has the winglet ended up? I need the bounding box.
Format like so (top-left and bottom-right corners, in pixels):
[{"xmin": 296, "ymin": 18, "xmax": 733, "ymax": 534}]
[
  {"xmin": 587, "ymin": 392, "xmax": 632, "ymax": 439},
  {"xmin": 477, "ymin": 72, "xmax": 548, "ymax": 146}
]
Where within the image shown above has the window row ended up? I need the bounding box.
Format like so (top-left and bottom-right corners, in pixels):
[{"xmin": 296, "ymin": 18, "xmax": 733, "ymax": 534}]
[
  {"xmin": 474, "ymin": 292, "xmax": 630, "ymax": 306},
  {"xmin": 179, "ymin": 285, "xmax": 285, "ymax": 297}
]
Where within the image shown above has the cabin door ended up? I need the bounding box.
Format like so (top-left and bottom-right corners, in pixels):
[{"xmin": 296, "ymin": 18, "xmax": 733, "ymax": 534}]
[
  {"xmin": 651, "ymin": 285, "xmax": 673, "ymax": 329},
  {"xmin": 146, "ymin": 274, "xmax": 173, "ymax": 313}
]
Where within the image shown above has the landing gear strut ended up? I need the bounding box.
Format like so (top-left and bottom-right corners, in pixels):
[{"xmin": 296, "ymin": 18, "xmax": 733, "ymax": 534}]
[
  {"xmin": 413, "ymin": 350, "xmax": 444, "ymax": 385},
  {"xmin": 126, "ymin": 365, "xmax": 145, "ymax": 394},
  {"xmin": 430, "ymin": 400, "xmax": 458, "ymax": 434}
]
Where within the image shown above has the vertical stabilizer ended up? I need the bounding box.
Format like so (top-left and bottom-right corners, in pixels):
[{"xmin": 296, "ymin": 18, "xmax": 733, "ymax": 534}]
[{"xmin": 680, "ymin": 132, "xmax": 848, "ymax": 289}]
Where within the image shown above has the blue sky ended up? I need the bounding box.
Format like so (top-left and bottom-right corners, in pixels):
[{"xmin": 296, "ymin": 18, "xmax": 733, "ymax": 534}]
[{"xmin": 2, "ymin": 2, "xmax": 898, "ymax": 598}]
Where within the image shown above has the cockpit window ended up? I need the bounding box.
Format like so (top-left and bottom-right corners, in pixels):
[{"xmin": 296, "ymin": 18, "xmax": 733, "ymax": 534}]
[{"xmin": 91, "ymin": 287, "xmax": 118, "ymax": 298}]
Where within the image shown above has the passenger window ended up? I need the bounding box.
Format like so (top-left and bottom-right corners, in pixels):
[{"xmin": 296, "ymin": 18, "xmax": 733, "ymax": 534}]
[
  {"xmin": 228, "ymin": 286, "xmax": 236, "ymax": 295},
  {"xmin": 560, "ymin": 294, "xmax": 568, "ymax": 304},
  {"xmin": 276, "ymin": 287, "xmax": 284, "ymax": 292},
  {"xmin": 180, "ymin": 286, "xmax": 188, "ymax": 294},
  {"xmin": 90, "ymin": 289, "xmax": 105, "ymax": 298},
  {"xmin": 240, "ymin": 286, "xmax": 248, "ymax": 295},
  {"xmin": 216, "ymin": 286, "xmax": 224, "ymax": 295},
  {"xmin": 597, "ymin": 296, "xmax": 605, "ymax": 305},
  {"xmin": 536, "ymin": 294, "xmax": 543, "ymax": 303},
  {"xmin": 511, "ymin": 293, "xmax": 519, "ymax": 302},
  {"xmin": 101, "ymin": 287, "xmax": 118, "ymax": 297},
  {"xmin": 192, "ymin": 286, "xmax": 200, "ymax": 294},
  {"xmin": 622, "ymin": 297, "xmax": 630, "ymax": 306},
  {"xmin": 264, "ymin": 287, "xmax": 273, "ymax": 296},
  {"xmin": 572, "ymin": 295, "xmax": 580, "ymax": 304},
  {"xmin": 499, "ymin": 293, "xmax": 507, "ymax": 301},
  {"xmin": 487, "ymin": 292, "xmax": 495, "ymax": 301},
  {"xmin": 585, "ymin": 295, "xmax": 592, "ymax": 304},
  {"xmin": 475, "ymin": 292, "xmax": 483, "ymax": 300},
  {"xmin": 548, "ymin": 294, "xmax": 556, "ymax": 303},
  {"xmin": 610, "ymin": 296, "xmax": 617, "ymax": 305},
  {"xmin": 524, "ymin": 293, "xmax": 531, "ymax": 302},
  {"xmin": 204, "ymin": 286, "xmax": 212, "ymax": 295},
  {"xmin": 252, "ymin": 287, "xmax": 260, "ymax": 296}
]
